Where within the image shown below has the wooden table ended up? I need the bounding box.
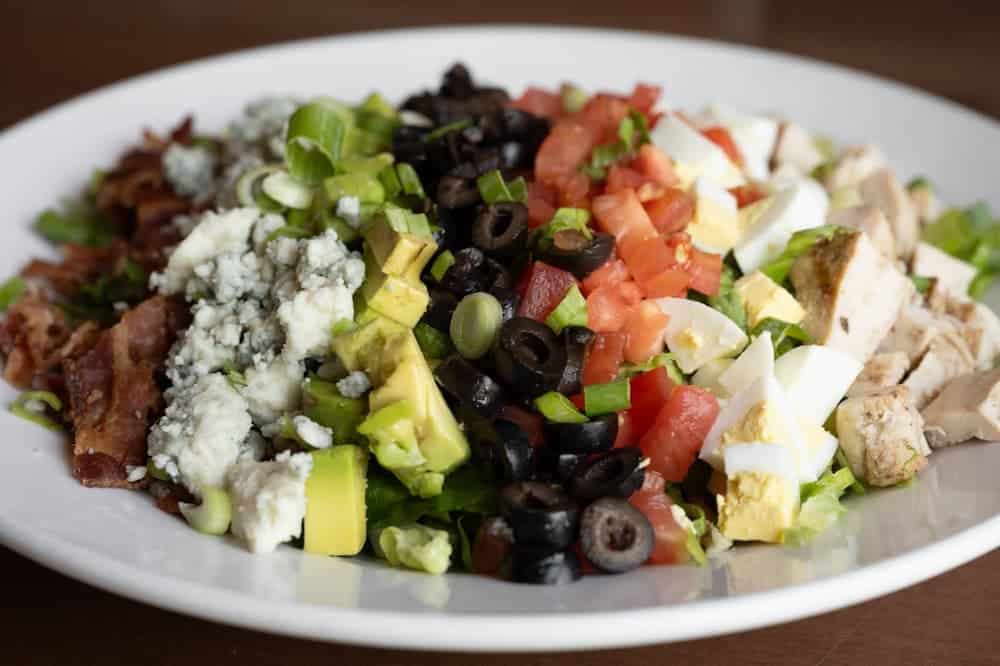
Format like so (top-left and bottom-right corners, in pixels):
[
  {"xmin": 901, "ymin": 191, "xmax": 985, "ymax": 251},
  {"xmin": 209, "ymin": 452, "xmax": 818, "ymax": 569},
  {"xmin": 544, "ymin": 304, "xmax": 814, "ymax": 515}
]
[{"xmin": 3, "ymin": 2, "xmax": 999, "ymax": 664}]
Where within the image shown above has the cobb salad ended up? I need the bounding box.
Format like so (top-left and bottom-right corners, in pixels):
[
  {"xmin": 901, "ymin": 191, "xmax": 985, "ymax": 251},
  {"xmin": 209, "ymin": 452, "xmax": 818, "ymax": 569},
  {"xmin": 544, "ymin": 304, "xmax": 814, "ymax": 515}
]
[{"xmin": 4, "ymin": 64, "xmax": 1000, "ymax": 584}]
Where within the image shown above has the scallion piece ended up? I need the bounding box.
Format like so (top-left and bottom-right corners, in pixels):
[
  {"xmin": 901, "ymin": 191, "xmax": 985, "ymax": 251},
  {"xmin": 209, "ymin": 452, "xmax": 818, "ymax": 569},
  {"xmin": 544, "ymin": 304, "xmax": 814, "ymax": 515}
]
[
  {"xmin": 534, "ymin": 392, "xmax": 588, "ymax": 424},
  {"xmin": 261, "ymin": 171, "xmax": 314, "ymax": 209},
  {"xmin": 235, "ymin": 164, "xmax": 286, "ymax": 212},
  {"xmin": 430, "ymin": 250, "xmax": 455, "ymax": 282},
  {"xmin": 476, "ymin": 169, "xmax": 512, "ymax": 204},
  {"xmin": 507, "ymin": 176, "xmax": 528, "ymax": 203},
  {"xmin": 9, "ymin": 390, "xmax": 63, "ymax": 431},
  {"xmin": 285, "ymin": 100, "xmax": 352, "ymax": 186},
  {"xmin": 584, "ymin": 379, "xmax": 631, "ymax": 416},
  {"xmin": 179, "ymin": 486, "xmax": 233, "ymax": 536},
  {"xmin": 378, "ymin": 164, "xmax": 403, "ymax": 199},
  {"xmin": 423, "ymin": 119, "xmax": 472, "ymax": 143},
  {"xmin": 0, "ymin": 277, "xmax": 26, "ymax": 312},
  {"xmin": 35, "ymin": 205, "xmax": 113, "ymax": 247},
  {"xmin": 561, "ymin": 84, "xmax": 588, "ymax": 114},
  {"xmin": 396, "ymin": 163, "xmax": 425, "ymax": 198},
  {"xmin": 414, "ymin": 321, "xmax": 453, "ymax": 360},
  {"xmin": 545, "ymin": 285, "xmax": 588, "ymax": 334}
]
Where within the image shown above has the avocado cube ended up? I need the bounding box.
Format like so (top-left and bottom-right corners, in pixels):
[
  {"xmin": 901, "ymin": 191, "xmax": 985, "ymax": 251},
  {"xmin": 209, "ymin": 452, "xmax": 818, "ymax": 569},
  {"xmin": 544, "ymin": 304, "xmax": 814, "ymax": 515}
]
[
  {"xmin": 302, "ymin": 378, "xmax": 366, "ymax": 444},
  {"xmin": 357, "ymin": 400, "xmax": 427, "ymax": 470},
  {"xmin": 332, "ymin": 314, "xmax": 407, "ymax": 375},
  {"xmin": 304, "ymin": 445, "xmax": 368, "ymax": 556},
  {"xmin": 360, "ymin": 269, "xmax": 429, "ymax": 328},
  {"xmin": 365, "ymin": 218, "xmax": 438, "ymax": 280}
]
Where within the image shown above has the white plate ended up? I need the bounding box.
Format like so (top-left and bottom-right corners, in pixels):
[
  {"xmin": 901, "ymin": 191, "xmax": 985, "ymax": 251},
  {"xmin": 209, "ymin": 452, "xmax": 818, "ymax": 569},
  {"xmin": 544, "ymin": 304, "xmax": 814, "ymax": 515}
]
[{"xmin": 2, "ymin": 26, "xmax": 999, "ymax": 653}]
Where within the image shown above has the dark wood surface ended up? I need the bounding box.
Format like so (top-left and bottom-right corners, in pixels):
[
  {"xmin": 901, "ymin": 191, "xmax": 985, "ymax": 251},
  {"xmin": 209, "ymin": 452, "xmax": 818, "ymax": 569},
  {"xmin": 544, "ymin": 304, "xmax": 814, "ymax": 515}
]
[{"xmin": 3, "ymin": 2, "xmax": 999, "ymax": 664}]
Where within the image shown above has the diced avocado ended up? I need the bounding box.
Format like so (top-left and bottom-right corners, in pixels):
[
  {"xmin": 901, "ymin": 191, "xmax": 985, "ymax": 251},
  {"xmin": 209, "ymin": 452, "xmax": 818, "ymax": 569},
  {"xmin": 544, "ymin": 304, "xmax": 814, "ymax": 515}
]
[
  {"xmin": 378, "ymin": 524, "xmax": 453, "ymax": 575},
  {"xmin": 324, "ymin": 173, "xmax": 385, "ymax": 204},
  {"xmin": 365, "ymin": 217, "xmax": 438, "ymax": 280},
  {"xmin": 360, "ymin": 262, "xmax": 429, "ymax": 328},
  {"xmin": 357, "ymin": 400, "xmax": 427, "ymax": 469},
  {"xmin": 302, "ymin": 378, "xmax": 366, "ymax": 443},
  {"xmin": 332, "ymin": 315, "xmax": 408, "ymax": 375},
  {"xmin": 304, "ymin": 445, "xmax": 368, "ymax": 556}
]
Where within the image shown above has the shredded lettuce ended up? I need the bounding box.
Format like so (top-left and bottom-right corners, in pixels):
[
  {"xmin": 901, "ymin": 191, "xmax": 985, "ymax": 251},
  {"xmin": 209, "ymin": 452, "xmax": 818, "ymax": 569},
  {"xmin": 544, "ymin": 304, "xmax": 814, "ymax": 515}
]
[
  {"xmin": 35, "ymin": 202, "xmax": 114, "ymax": 247},
  {"xmin": 365, "ymin": 464, "xmax": 496, "ymax": 530},
  {"xmin": 620, "ymin": 352, "xmax": 685, "ymax": 384},
  {"xmin": 750, "ymin": 318, "xmax": 809, "ymax": 357},
  {"xmin": 923, "ymin": 202, "xmax": 1000, "ymax": 298},
  {"xmin": 0, "ymin": 277, "xmax": 26, "ymax": 312},
  {"xmin": 782, "ymin": 465, "xmax": 859, "ymax": 546},
  {"xmin": 707, "ymin": 262, "xmax": 747, "ymax": 331},
  {"xmin": 759, "ymin": 225, "xmax": 843, "ymax": 285},
  {"xmin": 63, "ymin": 258, "xmax": 147, "ymax": 323},
  {"xmin": 579, "ymin": 110, "xmax": 651, "ymax": 180}
]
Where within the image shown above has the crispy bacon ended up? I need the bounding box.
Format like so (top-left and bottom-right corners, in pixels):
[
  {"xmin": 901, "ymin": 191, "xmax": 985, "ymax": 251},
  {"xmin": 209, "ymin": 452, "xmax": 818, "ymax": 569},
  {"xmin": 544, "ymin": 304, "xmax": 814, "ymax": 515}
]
[
  {"xmin": 21, "ymin": 241, "xmax": 128, "ymax": 297},
  {"xmin": 0, "ymin": 294, "xmax": 72, "ymax": 389},
  {"xmin": 63, "ymin": 295, "xmax": 189, "ymax": 488}
]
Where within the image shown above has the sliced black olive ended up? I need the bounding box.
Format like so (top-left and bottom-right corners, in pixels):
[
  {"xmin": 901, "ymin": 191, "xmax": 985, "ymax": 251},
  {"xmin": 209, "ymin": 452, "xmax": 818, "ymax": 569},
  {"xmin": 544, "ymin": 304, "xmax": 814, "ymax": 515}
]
[
  {"xmin": 569, "ymin": 447, "xmax": 646, "ymax": 502},
  {"xmin": 422, "ymin": 288, "xmax": 459, "ymax": 331},
  {"xmin": 472, "ymin": 203, "xmax": 529, "ymax": 258},
  {"xmin": 500, "ymin": 481, "xmax": 579, "ymax": 551},
  {"xmin": 494, "ymin": 318, "xmax": 567, "ymax": 398},
  {"xmin": 580, "ymin": 497, "xmax": 654, "ymax": 574},
  {"xmin": 434, "ymin": 355, "xmax": 506, "ymax": 419},
  {"xmin": 510, "ymin": 547, "xmax": 582, "ymax": 585},
  {"xmin": 555, "ymin": 452, "xmax": 587, "ymax": 484},
  {"xmin": 483, "ymin": 257, "xmax": 513, "ymax": 291},
  {"xmin": 439, "ymin": 247, "xmax": 486, "ymax": 296},
  {"xmin": 480, "ymin": 420, "xmax": 535, "ymax": 483},
  {"xmin": 439, "ymin": 63, "xmax": 475, "ymax": 98},
  {"xmin": 544, "ymin": 413, "xmax": 618, "ymax": 455},
  {"xmin": 436, "ymin": 175, "xmax": 481, "ymax": 209},
  {"xmin": 489, "ymin": 286, "xmax": 520, "ymax": 322},
  {"xmin": 557, "ymin": 325, "xmax": 594, "ymax": 395},
  {"xmin": 540, "ymin": 232, "xmax": 616, "ymax": 279}
]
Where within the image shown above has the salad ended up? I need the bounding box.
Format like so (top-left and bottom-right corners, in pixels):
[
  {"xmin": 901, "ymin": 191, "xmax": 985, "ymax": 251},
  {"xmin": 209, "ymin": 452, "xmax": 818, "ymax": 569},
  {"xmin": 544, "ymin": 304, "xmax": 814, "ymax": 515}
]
[{"xmin": 4, "ymin": 64, "xmax": 1000, "ymax": 584}]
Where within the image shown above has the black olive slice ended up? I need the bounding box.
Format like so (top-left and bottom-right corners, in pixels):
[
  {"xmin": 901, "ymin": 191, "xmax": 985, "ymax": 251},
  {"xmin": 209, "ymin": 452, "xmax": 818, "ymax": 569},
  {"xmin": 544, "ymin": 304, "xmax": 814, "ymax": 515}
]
[
  {"xmin": 544, "ymin": 413, "xmax": 618, "ymax": 455},
  {"xmin": 489, "ymin": 286, "xmax": 520, "ymax": 322},
  {"xmin": 554, "ymin": 452, "xmax": 587, "ymax": 484},
  {"xmin": 434, "ymin": 355, "xmax": 506, "ymax": 419},
  {"xmin": 580, "ymin": 497, "xmax": 655, "ymax": 574},
  {"xmin": 436, "ymin": 175, "xmax": 481, "ymax": 209},
  {"xmin": 510, "ymin": 547, "xmax": 582, "ymax": 585},
  {"xmin": 472, "ymin": 203, "xmax": 529, "ymax": 258},
  {"xmin": 422, "ymin": 288, "xmax": 460, "ymax": 332},
  {"xmin": 557, "ymin": 325, "xmax": 595, "ymax": 395},
  {"xmin": 494, "ymin": 318, "xmax": 567, "ymax": 399},
  {"xmin": 439, "ymin": 247, "xmax": 487, "ymax": 296},
  {"xmin": 540, "ymin": 232, "xmax": 616, "ymax": 279},
  {"xmin": 500, "ymin": 481, "xmax": 579, "ymax": 551},
  {"xmin": 569, "ymin": 447, "xmax": 646, "ymax": 501}
]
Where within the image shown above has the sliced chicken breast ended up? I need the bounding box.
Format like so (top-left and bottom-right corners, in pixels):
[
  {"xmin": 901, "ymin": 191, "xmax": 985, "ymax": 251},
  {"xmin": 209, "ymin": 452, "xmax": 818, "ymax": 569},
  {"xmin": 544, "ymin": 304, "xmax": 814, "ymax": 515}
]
[{"xmin": 922, "ymin": 368, "xmax": 1000, "ymax": 448}]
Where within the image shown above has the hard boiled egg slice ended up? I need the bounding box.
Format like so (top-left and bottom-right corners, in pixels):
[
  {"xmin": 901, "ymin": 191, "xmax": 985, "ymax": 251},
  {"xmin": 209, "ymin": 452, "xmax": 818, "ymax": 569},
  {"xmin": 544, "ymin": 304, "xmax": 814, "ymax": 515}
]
[
  {"xmin": 733, "ymin": 179, "xmax": 830, "ymax": 274},
  {"xmin": 692, "ymin": 357, "xmax": 734, "ymax": 397},
  {"xmin": 688, "ymin": 177, "xmax": 742, "ymax": 254},
  {"xmin": 718, "ymin": 331, "xmax": 774, "ymax": 397},
  {"xmin": 655, "ymin": 298, "xmax": 749, "ymax": 374},
  {"xmin": 701, "ymin": 104, "xmax": 779, "ymax": 182},
  {"xmin": 700, "ymin": 372, "xmax": 803, "ymax": 472},
  {"xmin": 798, "ymin": 418, "xmax": 839, "ymax": 482},
  {"xmin": 717, "ymin": 442, "xmax": 801, "ymax": 543},
  {"xmin": 774, "ymin": 345, "xmax": 863, "ymax": 426},
  {"xmin": 650, "ymin": 114, "xmax": 745, "ymax": 189}
]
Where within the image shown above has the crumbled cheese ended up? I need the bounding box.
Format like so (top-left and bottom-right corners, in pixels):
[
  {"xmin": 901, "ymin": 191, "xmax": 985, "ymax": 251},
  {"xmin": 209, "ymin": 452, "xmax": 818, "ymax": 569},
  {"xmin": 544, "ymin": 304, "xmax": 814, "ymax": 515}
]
[
  {"xmin": 278, "ymin": 285, "xmax": 356, "ymax": 359},
  {"xmin": 227, "ymin": 449, "xmax": 313, "ymax": 553},
  {"xmin": 336, "ymin": 370, "xmax": 371, "ymax": 399},
  {"xmin": 162, "ymin": 144, "xmax": 217, "ymax": 202},
  {"xmin": 336, "ymin": 195, "xmax": 362, "ymax": 229},
  {"xmin": 242, "ymin": 358, "xmax": 304, "ymax": 426},
  {"xmin": 147, "ymin": 373, "xmax": 253, "ymax": 494},
  {"xmin": 125, "ymin": 464, "xmax": 147, "ymax": 483},
  {"xmin": 225, "ymin": 97, "xmax": 300, "ymax": 157},
  {"xmin": 292, "ymin": 415, "xmax": 333, "ymax": 449}
]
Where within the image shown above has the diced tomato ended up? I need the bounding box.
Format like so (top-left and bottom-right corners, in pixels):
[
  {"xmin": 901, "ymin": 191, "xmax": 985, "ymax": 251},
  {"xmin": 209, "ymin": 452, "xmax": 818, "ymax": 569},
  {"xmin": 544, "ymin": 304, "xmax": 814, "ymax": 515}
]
[
  {"xmin": 664, "ymin": 231, "xmax": 693, "ymax": 265},
  {"xmin": 639, "ymin": 385, "xmax": 719, "ymax": 482},
  {"xmin": 627, "ymin": 83, "xmax": 662, "ymax": 115},
  {"xmin": 620, "ymin": 236, "xmax": 671, "ymax": 285},
  {"xmin": 631, "ymin": 144, "xmax": 679, "ymax": 188},
  {"xmin": 583, "ymin": 332, "xmax": 627, "ymax": 385},
  {"xmin": 627, "ymin": 366, "xmax": 675, "ymax": 438},
  {"xmin": 516, "ymin": 261, "xmax": 579, "ymax": 322},
  {"xmin": 592, "ymin": 189, "xmax": 658, "ymax": 248},
  {"xmin": 586, "ymin": 280, "xmax": 642, "ymax": 332},
  {"xmin": 701, "ymin": 126, "xmax": 744, "ymax": 166},
  {"xmin": 687, "ymin": 248, "xmax": 723, "ymax": 297},
  {"xmin": 613, "ymin": 410, "xmax": 636, "ymax": 449},
  {"xmin": 581, "ymin": 257, "xmax": 630, "ymax": 296},
  {"xmin": 606, "ymin": 166, "xmax": 654, "ymax": 195},
  {"xmin": 644, "ymin": 188, "xmax": 695, "ymax": 235},
  {"xmin": 510, "ymin": 87, "xmax": 562, "ymax": 118},
  {"xmin": 624, "ymin": 301, "xmax": 669, "ymax": 363},
  {"xmin": 576, "ymin": 94, "xmax": 630, "ymax": 145},
  {"xmin": 629, "ymin": 470, "xmax": 690, "ymax": 565},
  {"xmin": 729, "ymin": 184, "xmax": 767, "ymax": 209},
  {"xmin": 641, "ymin": 268, "xmax": 690, "ymax": 299},
  {"xmin": 557, "ymin": 171, "xmax": 592, "ymax": 208},
  {"xmin": 535, "ymin": 122, "xmax": 595, "ymax": 186},
  {"xmin": 499, "ymin": 404, "xmax": 545, "ymax": 448},
  {"xmin": 527, "ymin": 181, "xmax": 559, "ymax": 228},
  {"xmin": 569, "ymin": 393, "xmax": 586, "ymax": 412}
]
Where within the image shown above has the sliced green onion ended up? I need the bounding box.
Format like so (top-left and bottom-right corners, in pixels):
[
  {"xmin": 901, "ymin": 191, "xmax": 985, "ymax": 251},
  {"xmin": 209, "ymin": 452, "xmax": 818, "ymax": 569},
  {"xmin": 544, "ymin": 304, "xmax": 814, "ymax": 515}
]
[
  {"xmin": 338, "ymin": 152, "xmax": 394, "ymax": 177},
  {"xmin": 265, "ymin": 224, "xmax": 312, "ymax": 243},
  {"xmin": 450, "ymin": 292, "xmax": 503, "ymax": 360},
  {"xmin": 813, "ymin": 135, "xmax": 837, "ymax": 162},
  {"xmin": 222, "ymin": 361, "xmax": 247, "ymax": 388},
  {"xmin": 423, "ymin": 119, "xmax": 472, "ymax": 143},
  {"xmin": 477, "ymin": 169, "xmax": 512, "ymax": 204},
  {"xmin": 907, "ymin": 176, "xmax": 931, "ymax": 192},
  {"xmin": 533, "ymin": 207, "xmax": 592, "ymax": 253},
  {"xmin": 414, "ymin": 321, "xmax": 453, "ymax": 360},
  {"xmin": 35, "ymin": 205, "xmax": 113, "ymax": 247},
  {"xmin": 375, "ymin": 207, "xmax": 432, "ymax": 239},
  {"xmin": 9, "ymin": 390, "xmax": 63, "ymax": 430},
  {"xmin": 323, "ymin": 172, "xmax": 385, "ymax": 204},
  {"xmin": 285, "ymin": 100, "xmax": 352, "ymax": 186},
  {"xmin": 533, "ymin": 392, "xmax": 588, "ymax": 424},
  {"xmin": 261, "ymin": 171, "xmax": 314, "ymax": 209},
  {"xmin": 584, "ymin": 379, "xmax": 631, "ymax": 416},
  {"xmin": 396, "ymin": 163, "xmax": 425, "ymax": 198},
  {"xmin": 506, "ymin": 176, "xmax": 528, "ymax": 203},
  {"xmin": 620, "ymin": 352, "xmax": 685, "ymax": 385},
  {"xmin": 545, "ymin": 284, "xmax": 588, "ymax": 334},
  {"xmin": 911, "ymin": 275, "xmax": 932, "ymax": 295},
  {"xmin": 561, "ymin": 84, "xmax": 588, "ymax": 114},
  {"xmin": 235, "ymin": 164, "xmax": 286, "ymax": 212},
  {"xmin": 179, "ymin": 486, "xmax": 232, "ymax": 536},
  {"xmin": 0, "ymin": 277, "xmax": 26, "ymax": 311},
  {"xmin": 378, "ymin": 164, "xmax": 403, "ymax": 199},
  {"xmin": 430, "ymin": 250, "xmax": 455, "ymax": 282},
  {"xmin": 147, "ymin": 459, "xmax": 170, "ymax": 481}
]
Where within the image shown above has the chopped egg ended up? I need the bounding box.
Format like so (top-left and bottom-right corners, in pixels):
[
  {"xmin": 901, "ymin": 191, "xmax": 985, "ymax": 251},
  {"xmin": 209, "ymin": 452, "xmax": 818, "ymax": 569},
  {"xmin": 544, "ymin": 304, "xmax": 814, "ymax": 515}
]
[
  {"xmin": 650, "ymin": 114, "xmax": 745, "ymax": 189},
  {"xmin": 655, "ymin": 298, "xmax": 749, "ymax": 373},
  {"xmin": 734, "ymin": 179, "xmax": 829, "ymax": 274},
  {"xmin": 798, "ymin": 417, "xmax": 840, "ymax": 482},
  {"xmin": 692, "ymin": 357, "xmax": 734, "ymax": 397},
  {"xmin": 688, "ymin": 177, "xmax": 743, "ymax": 254},
  {"xmin": 774, "ymin": 345, "xmax": 863, "ymax": 426},
  {"xmin": 734, "ymin": 271, "xmax": 805, "ymax": 328},
  {"xmin": 700, "ymin": 104, "xmax": 779, "ymax": 181},
  {"xmin": 718, "ymin": 331, "xmax": 774, "ymax": 397},
  {"xmin": 717, "ymin": 442, "xmax": 800, "ymax": 543}
]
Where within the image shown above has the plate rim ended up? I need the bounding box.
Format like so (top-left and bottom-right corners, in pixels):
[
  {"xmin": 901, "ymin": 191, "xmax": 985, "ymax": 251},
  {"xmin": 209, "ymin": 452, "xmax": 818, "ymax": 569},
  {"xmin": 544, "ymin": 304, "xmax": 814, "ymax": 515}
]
[{"xmin": 2, "ymin": 24, "xmax": 999, "ymax": 652}]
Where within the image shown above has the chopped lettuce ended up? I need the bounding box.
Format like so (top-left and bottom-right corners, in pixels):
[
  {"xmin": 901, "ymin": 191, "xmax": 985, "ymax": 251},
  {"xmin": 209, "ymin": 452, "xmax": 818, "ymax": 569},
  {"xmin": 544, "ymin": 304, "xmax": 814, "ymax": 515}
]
[
  {"xmin": 580, "ymin": 110, "xmax": 650, "ymax": 180},
  {"xmin": 923, "ymin": 202, "xmax": 1000, "ymax": 298},
  {"xmin": 365, "ymin": 463, "xmax": 496, "ymax": 530},
  {"xmin": 620, "ymin": 352, "xmax": 686, "ymax": 384},
  {"xmin": 35, "ymin": 202, "xmax": 114, "ymax": 247},
  {"xmin": 760, "ymin": 225, "xmax": 843, "ymax": 285},
  {"xmin": 706, "ymin": 262, "xmax": 747, "ymax": 331},
  {"xmin": 0, "ymin": 277, "xmax": 26, "ymax": 312},
  {"xmin": 782, "ymin": 465, "xmax": 859, "ymax": 546},
  {"xmin": 750, "ymin": 317, "xmax": 809, "ymax": 357}
]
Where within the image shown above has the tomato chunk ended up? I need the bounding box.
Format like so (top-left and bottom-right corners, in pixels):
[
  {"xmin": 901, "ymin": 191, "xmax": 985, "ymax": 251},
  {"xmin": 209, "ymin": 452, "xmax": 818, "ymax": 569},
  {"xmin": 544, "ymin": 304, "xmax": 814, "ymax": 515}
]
[
  {"xmin": 640, "ymin": 268, "xmax": 690, "ymax": 299},
  {"xmin": 557, "ymin": 170, "xmax": 592, "ymax": 208},
  {"xmin": 586, "ymin": 280, "xmax": 642, "ymax": 332},
  {"xmin": 581, "ymin": 257, "xmax": 630, "ymax": 296},
  {"xmin": 639, "ymin": 385, "xmax": 719, "ymax": 482},
  {"xmin": 687, "ymin": 248, "xmax": 723, "ymax": 297},
  {"xmin": 592, "ymin": 189, "xmax": 658, "ymax": 246},
  {"xmin": 644, "ymin": 188, "xmax": 695, "ymax": 235},
  {"xmin": 631, "ymin": 144, "xmax": 679, "ymax": 188},
  {"xmin": 620, "ymin": 236, "xmax": 671, "ymax": 285},
  {"xmin": 629, "ymin": 470, "xmax": 689, "ymax": 565},
  {"xmin": 536, "ymin": 122, "xmax": 595, "ymax": 186},
  {"xmin": 583, "ymin": 332, "xmax": 627, "ymax": 385},
  {"xmin": 576, "ymin": 94, "xmax": 630, "ymax": 145},
  {"xmin": 624, "ymin": 301, "xmax": 669, "ymax": 363},
  {"xmin": 729, "ymin": 184, "xmax": 767, "ymax": 209},
  {"xmin": 510, "ymin": 87, "xmax": 563, "ymax": 118},
  {"xmin": 627, "ymin": 83, "xmax": 662, "ymax": 115},
  {"xmin": 701, "ymin": 126, "xmax": 744, "ymax": 166},
  {"xmin": 606, "ymin": 166, "xmax": 654, "ymax": 195},
  {"xmin": 613, "ymin": 410, "xmax": 637, "ymax": 449},
  {"xmin": 517, "ymin": 261, "xmax": 579, "ymax": 322},
  {"xmin": 627, "ymin": 366, "xmax": 675, "ymax": 438},
  {"xmin": 527, "ymin": 181, "xmax": 559, "ymax": 228}
]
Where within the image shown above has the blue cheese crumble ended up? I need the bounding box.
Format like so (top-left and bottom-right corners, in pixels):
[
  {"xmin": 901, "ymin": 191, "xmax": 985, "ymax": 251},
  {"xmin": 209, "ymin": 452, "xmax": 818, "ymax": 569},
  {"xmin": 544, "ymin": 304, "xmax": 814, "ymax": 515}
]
[
  {"xmin": 336, "ymin": 370, "xmax": 371, "ymax": 399},
  {"xmin": 162, "ymin": 144, "xmax": 217, "ymax": 203}
]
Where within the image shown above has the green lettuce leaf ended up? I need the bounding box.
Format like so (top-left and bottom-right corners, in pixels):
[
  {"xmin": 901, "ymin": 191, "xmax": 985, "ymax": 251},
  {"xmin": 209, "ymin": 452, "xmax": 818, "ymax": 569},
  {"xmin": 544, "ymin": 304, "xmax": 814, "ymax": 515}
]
[{"xmin": 760, "ymin": 225, "xmax": 843, "ymax": 285}]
